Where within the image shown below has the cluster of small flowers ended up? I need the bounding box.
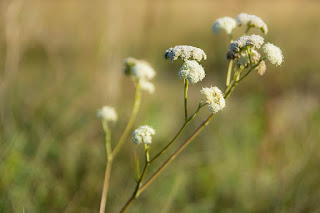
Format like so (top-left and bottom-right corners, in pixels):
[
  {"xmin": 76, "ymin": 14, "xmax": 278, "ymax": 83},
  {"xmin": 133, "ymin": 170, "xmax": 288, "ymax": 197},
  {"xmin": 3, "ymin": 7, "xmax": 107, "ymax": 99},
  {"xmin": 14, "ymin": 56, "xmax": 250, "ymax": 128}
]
[
  {"xmin": 201, "ymin": 87, "xmax": 226, "ymax": 114},
  {"xmin": 212, "ymin": 17, "xmax": 236, "ymax": 35},
  {"xmin": 228, "ymin": 36, "xmax": 283, "ymax": 69},
  {"xmin": 229, "ymin": 34, "xmax": 265, "ymax": 52},
  {"xmin": 236, "ymin": 13, "xmax": 268, "ymax": 34},
  {"xmin": 97, "ymin": 106, "xmax": 118, "ymax": 122},
  {"xmin": 178, "ymin": 60, "xmax": 206, "ymax": 84},
  {"xmin": 213, "ymin": 13, "xmax": 283, "ymax": 75},
  {"xmin": 123, "ymin": 57, "xmax": 156, "ymax": 94},
  {"xmin": 164, "ymin": 45, "xmax": 207, "ymax": 85},
  {"xmin": 262, "ymin": 43, "xmax": 284, "ymax": 66},
  {"xmin": 132, "ymin": 125, "xmax": 155, "ymax": 145},
  {"xmin": 212, "ymin": 13, "xmax": 268, "ymax": 36},
  {"xmin": 164, "ymin": 45, "xmax": 207, "ymax": 62}
]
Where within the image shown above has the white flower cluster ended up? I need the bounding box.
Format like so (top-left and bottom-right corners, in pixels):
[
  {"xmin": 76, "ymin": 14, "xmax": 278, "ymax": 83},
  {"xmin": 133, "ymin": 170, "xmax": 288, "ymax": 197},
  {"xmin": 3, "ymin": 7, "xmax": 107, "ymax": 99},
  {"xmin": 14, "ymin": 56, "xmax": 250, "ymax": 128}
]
[
  {"xmin": 201, "ymin": 87, "xmax": 226, "ymax": 114},
  {"xmin": 123, "ymin": 57, "xmax": 156, "ymax": 93},
  {"xmin": 124, "ymin": 57, "xmax": 155, "ymax": 80},
  {"xmin": 97, "ymin": 106, "xmax": 118, "ymax": 122},
  {"xmin": 236, "ymin": 13, "xmax": 268, "ymax": 34},
  {"xmin": 212, "ymin": 17, "xmax": 236, "ymax": 35},
  {"xmin": 164, "ymin": 45, "xmax": 207, "ymax": 62},
  {"xmin": 262, "ymin": 43, "xmax": 283, "ymax": 66},
  {"xmin": 132, "ymin": 125, "xmax": 155, "ymax": 145},
  {"xmin": 229, "ymin": 34, "xmax": 264, "ymax": 52},
  {"xmin": 178, "ymin": 60, "xmax": 206, "ymax": 84}
]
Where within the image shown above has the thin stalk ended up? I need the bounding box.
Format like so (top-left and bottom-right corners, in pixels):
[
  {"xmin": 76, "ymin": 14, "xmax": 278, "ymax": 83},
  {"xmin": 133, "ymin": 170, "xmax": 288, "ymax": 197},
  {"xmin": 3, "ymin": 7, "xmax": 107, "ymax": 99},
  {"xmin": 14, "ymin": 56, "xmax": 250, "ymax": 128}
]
[
  {"xmin": 226, "ymin": 39, "xmax": 234, "ymax": 87},
  {"xmin": 236, "ymin": 59, "xmax": 264, "ymax": 83},
  {"xmin": 99, "ymin": 122, "xmax": 112, "ymax": 213},
  {"xmin": 120, "ymin": 102, "xmax": 207, "ymax": 212},
  {"xmin": 99, "ymin": 160, "xmax": 112, "ymax": 213},
  {"xmin": 150, "ymin": 102, "xmax": 206, "ymax": 163},
  {"xmin": 120, "ymin": 148, "xmax": 150, "ymax": 213},
  {"xmin": 99, "ymin": 82, "xmax": 141, "ymax": 213},
  {"xmin": 138, "ymin": 114, "xmax": 214, "ymax": 195},
  {"xmin": 184, "ymin": 79, "xmax": 189, "ymax": 122},
  {"xmin": 113, "ymin": 82, "xmax": 141, "ymax": 157},
  {"xmin": 226, "ymin": 60, "xmax": 233, "ymax": 86}
]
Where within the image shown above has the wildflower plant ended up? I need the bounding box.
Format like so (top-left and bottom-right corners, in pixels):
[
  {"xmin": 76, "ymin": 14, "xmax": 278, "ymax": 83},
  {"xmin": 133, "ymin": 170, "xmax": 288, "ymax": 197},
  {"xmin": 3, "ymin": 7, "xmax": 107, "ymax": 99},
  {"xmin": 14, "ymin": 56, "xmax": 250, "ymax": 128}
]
[{"xmin": 97, "ymin": 13, "xmax": 283, "ymax": 213}]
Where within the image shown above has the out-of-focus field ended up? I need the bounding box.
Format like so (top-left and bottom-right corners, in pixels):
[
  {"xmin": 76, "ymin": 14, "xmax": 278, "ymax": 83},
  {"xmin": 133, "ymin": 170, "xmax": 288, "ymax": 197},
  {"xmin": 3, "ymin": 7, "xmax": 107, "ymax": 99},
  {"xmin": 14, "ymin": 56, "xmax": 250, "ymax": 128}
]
[{"xmin": 0, "ymin": 0, "xmax": 319, "ymax": 212}]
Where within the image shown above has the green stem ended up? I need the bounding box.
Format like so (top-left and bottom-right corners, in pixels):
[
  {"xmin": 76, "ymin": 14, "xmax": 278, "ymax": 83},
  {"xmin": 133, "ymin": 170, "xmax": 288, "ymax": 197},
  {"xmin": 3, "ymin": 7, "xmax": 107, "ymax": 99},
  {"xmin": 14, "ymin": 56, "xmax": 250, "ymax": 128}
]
[
  {"xmin": 119, "ymin": 102, "xmax": 206, "ymax": 212},
  {"xmin": 113, "ymin": 82, "xmax": 141, "ymax": 157},
  {"xmin": 99, "ymin": 122, "xmax": 112, "ymax": 213},
  {"xmin": 150, "ymin": 102, "xmax": 205, "ymax": 163},
  {"xmin": 184, "ymin": 79, "xmax": 189, "ymax": 122},
  {"xmin": 99, "ymin": 82, "xmax": 142, "ymax": 213},
  {"xmin": 99, "ymin": 160, "xmax": 113, "ymax": 213},
  {"xmin": 138, "ymin": 113, "xmax": 214, "ymax": 195},
  {"xmin": 236, "ymin": 59, "xmax": 264, "ymax": 83},
  {"xmin": 120, "ymin": 149, "xmax": 150, "ymax": 213},
  {"xmin": 226, "ymin": 60, "xmax": 233, "ymax": 86}
]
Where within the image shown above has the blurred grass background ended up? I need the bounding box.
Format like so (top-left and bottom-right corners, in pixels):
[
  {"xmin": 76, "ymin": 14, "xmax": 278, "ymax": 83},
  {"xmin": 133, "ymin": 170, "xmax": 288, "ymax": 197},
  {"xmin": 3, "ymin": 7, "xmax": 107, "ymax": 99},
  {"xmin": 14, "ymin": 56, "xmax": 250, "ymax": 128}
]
[{"xmin": 0, "ymin": 0, "xmax": 320, "ymax": 212}]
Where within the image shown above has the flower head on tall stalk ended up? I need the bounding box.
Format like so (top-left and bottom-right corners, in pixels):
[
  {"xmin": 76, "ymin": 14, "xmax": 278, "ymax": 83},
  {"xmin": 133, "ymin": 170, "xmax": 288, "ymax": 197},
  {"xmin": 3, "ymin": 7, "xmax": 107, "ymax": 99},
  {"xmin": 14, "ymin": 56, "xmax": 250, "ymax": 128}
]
[
  {"xmin": 178, "ymin": 60, "xmax": 206, "ymax": 85},
  {"xmin": 97, "ymin": 106, "xmax": 118, "ymax": 123},
  {"xmin": 98, "ymin": 57, "xmax": 156, "ymax": 213},
  {"xmin": 212, "ymin": 17, "xmax": 237, "ymax": 36},
  {"xmin": 236, "ymin": 13, "xmax": 268, "ymax": 34},
  {"xmin": 164, "ymin": 45, "xmax": 207, "ymax": 121},
  {"xmin": 124, "ymin": 57, "xmax": 156, "ymax": 93},
  {"xmin": 132, "ymin": 125, "xmax": 155, "ymax": 145}
]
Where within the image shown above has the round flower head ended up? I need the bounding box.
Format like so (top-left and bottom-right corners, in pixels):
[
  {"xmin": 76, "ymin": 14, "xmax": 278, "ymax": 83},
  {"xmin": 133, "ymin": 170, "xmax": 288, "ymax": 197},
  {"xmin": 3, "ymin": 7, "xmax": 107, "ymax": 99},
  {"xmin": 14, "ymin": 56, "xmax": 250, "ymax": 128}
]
[
  {"xmin": 256, "ymin": 60, "xmax": 267, "ymax": 76},
  {"xmin": 236, "ymin": 13, "xmax": 268, "ymax": 34},
  {"xmin": 97, "ymin": 106, "xmax": 117, "ymax": 122},
  {"xmin": 140, "ymin": 79, "xmax": 155, "ymax": 94},
  {"xmin": 229, "ymin": 34, "xmax": 264, "ymax": 52},
  {"xmin": 132, "ymin": 125, "xmax": 155, "ymax": 145},
  {"xmin": 201, "ymin": 87, "xmax": 226, "ymax": 114},
  {"xmin": 212, "ymin": 17, "xmax": 237, "ymax": 35},
  {"xmin": 262, "ymin": 43, "xmax": 283, "ymax": 66},
  {"xmin": 123, "ymin": 57, "xmax": 156, "ymax": 80},
  {"xmin": 178, "ymin": 60, "xmax": 206, "ymax": 84},
  {"xmin": 164, "ymin": 45, "xmax": 207, "ymax": 62}
]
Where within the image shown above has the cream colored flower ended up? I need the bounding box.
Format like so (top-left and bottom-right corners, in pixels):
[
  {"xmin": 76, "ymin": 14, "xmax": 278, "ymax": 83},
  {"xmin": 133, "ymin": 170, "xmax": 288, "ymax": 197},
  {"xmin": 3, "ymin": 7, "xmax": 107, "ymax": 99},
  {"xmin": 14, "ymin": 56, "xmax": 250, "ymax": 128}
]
[
  {"xmin": 132, "ymin": 125, "xmax": 155, "ymax": 144},
  {"xmin": 262, "ymin": 43, "xmax": 283, "ymax": 66},
  {"xmin": 164, "ymin": 45, "xmax": 207, "ymax": 62},
  {"xmin": 229, "ymin": 35, "xmax": 264, "ymax": 52},
  {"xmin": 123, "ymin": 57, "xmax": 156, "ymax": 80},
  {"xmin": 178, "ymin": 60, "xmax": 206, "ymax": 84},
  {"xmin": 201, "ymin": 87, "xmax": 226, "ymax": 114},
  {"xmin": 97, "ymin": 106, "xmax": 117, "ymax": 122},
  {"xmin": 212, "ymin": 17, "xmax": 236, "ymax": 35},
  {"xmin": 236, "ymin": 13, "xmax": 268, "ymax": 34}
]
